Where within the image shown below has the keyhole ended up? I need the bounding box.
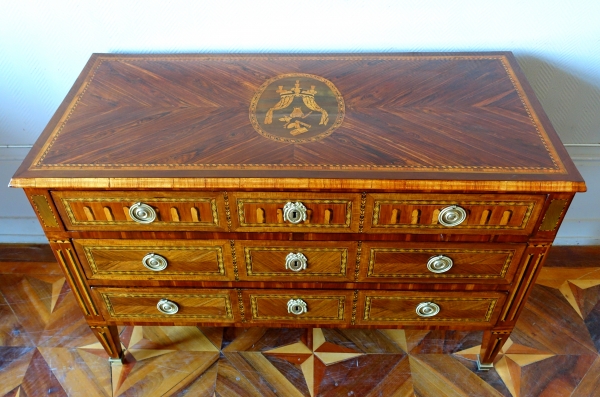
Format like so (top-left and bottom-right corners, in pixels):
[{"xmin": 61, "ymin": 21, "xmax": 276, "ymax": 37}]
[{"xmin": 292, "ymin": 211, "xmax": 298, "ymax": 219}]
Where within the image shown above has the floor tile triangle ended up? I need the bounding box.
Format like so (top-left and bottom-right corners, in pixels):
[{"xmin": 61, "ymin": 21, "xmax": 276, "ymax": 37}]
[
  {"xmin": 505, "ymin": 353, "xmax": 555, "ymax": 367},
  {"xmin": 20, "ymin": 349, "xmax": 67, "ymax": 397},
  {"xmin": 264, "ymin": 341, "xmax": 312, "ymax": 354},
  {"xmin": 314, "ymin": 352, "xmax": 364, "ymax": 365},
  {"xmin": 379, "ymin": 329, "xmax": 408, "ymax": 353}
]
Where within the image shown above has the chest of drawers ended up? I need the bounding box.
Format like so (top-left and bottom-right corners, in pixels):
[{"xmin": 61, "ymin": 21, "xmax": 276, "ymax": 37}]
[{"xmin": 10, "ymin": 53, "xmax": 585, "ymax": 370}]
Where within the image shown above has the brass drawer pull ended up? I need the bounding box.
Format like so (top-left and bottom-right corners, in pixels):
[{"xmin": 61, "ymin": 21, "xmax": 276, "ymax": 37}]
[
  {"xmin": 157, "ymin": 299, "xmax": 179, "ymax": 315},
  {"xmin": 438, "ymin": 205, "xmax": 467, "ymax": 227},
  {"xmin": 416, "ymin": 302, "xmax": 440, "ymax": 317},
  {"xmin": 129, "ymin": 202, "xmax": 157, "ymax": 224},
  {"xmin": 287, "ymin": 298, "xmax": 307, "ymax": 315},
  {"xmin": 285, "ymin": 253, "xmax": 308, "ymax": 272},
  {"xmin": 142, "ymin": 253, "xmax": 168, "ymax": 271},
  {"xmin": 283, "ymin": 202, "xmax": 307, "ymax": 224},
  {"xmin": 427, "ymin": 255, "xmax": 453, "ymax": 273}
]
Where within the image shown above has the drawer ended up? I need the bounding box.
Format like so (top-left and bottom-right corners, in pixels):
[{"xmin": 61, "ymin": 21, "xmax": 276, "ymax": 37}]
[
  {"xmin": 359, "ymin": 242, "xmax": 525, "ymax": 284},
  {"xmin": 356, "ymin": 291, "xmax": 506, "ymax": 327},
  {"xmin": 229, "ymin": 192, "xmax": 361, "ymax": 233},
  {"xmin": 240, "ymin": 289, "xmax": 353, "ymax": 325},
  {"xmin": 236, "ymin": 241, "xmax": 357, "ymax": 282},
  {"xmin": 92, "ymin": 287, "xmax": 238, "ymax": 323},
  {"xmin": 52, "ymin": 191, "xmax": 227, "ymax": 231},
  {"xmin": 74, "ymin": 239, "xmax": 234, "ymax": 281},
  {"xmin": 364, "ymin": 193, "xmax": 545, "ymax": 234}
]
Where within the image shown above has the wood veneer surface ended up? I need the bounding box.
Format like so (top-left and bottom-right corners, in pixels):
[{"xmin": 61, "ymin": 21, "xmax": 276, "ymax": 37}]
[{"xmin": 11, "ymin": 53, "xmax": 585, "ymax": 190}]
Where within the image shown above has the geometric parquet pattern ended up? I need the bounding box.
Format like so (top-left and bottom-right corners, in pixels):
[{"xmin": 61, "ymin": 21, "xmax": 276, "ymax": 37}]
[{"xmin": 1, "ymin": 249, "xmax": 600, "ymax": 396}]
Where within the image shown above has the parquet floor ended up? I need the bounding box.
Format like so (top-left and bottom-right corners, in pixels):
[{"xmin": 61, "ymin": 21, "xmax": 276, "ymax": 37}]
[{"xmin": 0, "ymin": 245, "xmax": 599, "ymax": 397}]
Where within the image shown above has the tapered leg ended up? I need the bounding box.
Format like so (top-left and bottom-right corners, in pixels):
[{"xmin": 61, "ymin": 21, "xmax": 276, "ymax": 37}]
[
  {"xmin": 478, "ymin": 329, "xmax": 511, "ymax": 371},
  {"xmin": 90, "ymin": 325, "xmax": 124, "ymax": 362},
  {"xmin": 305, "ymin": 328, "xmax": 314, "ymax": 350}
]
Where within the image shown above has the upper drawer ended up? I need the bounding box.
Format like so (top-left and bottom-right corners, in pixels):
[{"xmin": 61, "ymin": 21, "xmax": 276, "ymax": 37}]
[
  {"xmin": 73, "ymin": 239, "xmax": 234, "ymax": 281},
  {"xmin": 229, "ymin": 192, "xmax": 361, "ymax": 233},
  {"xmin": 52, "ymin": 191, "xmax": 227, "ymax": 231},
  {"xmin": 364, "ymin": 193, "xmax": 545, "ymax": 234}
]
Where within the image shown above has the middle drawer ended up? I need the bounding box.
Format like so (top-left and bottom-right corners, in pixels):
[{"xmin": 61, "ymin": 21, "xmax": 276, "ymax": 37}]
[
  {"xmin": 236, "ymin": 240, "xmax": 358, "ymax": 282},
  {"xmin": 74, "ymin": 239, "xmax": 234, "ymax": 281}
]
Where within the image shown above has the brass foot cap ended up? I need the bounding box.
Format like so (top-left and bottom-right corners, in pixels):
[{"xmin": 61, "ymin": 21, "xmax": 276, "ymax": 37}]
[{"xmin": 476, "ymin": 355, "xmax": 494, "ymax": 371}]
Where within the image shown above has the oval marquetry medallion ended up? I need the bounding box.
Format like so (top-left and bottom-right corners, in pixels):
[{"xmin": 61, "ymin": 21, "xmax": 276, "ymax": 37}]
[{"xmin": 249, "ymin": 73, "xmax": 345, "ymax": 143}]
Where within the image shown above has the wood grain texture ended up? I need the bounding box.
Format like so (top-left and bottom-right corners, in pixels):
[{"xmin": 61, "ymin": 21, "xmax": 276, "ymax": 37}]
[
  {"xmin": 359, "ymin": 242, "xmax": 525, "ymax": 284},
  {"xmin": 7, "ymin": 53, "xmax": 587, "ymax": 370},
  {"xmin": 2, "ymin": 245, "xmax": 599, "ymax": 397},
  {"xmin": 11, "ymin": 53, "xmax": 585, "ymax": 191},
  {"xmin": 73, "ymin": 239, "xmax": 234, "ymax": 281}
]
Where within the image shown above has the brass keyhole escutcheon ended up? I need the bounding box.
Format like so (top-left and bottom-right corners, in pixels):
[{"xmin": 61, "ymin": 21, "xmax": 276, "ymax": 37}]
[
  {"xmin": 285, "ymin": 253, "xmax": 308, "ymax": 272},
  {"xmin": 287, "ymin": 298, "xmax": 307, "ymax": 315},
  {"xmin": 283, "ymin": 202, "xmax": 307, "ymax": 224}
]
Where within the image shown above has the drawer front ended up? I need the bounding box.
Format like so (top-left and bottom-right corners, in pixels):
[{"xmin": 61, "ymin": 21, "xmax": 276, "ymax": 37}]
[
  {"xmin": 364, "ymin": 193, "xmax": 545, "ymax": 234},
  {"xmin": 93, "ymin": 287, "xmax": 238, "ymax": 323},
  {"xmin": 52, "ymin": 191, "xmax": 227, "ymax": 231},
  {"xmin": 237, "ymin": 241, "xmax": 357, "ymax": 282},
  {"xmin": 359, "ymin": 242, "xmax": 525, "ymax": 284},
  {"xmin": 356, "ymin": 291, "xmax": 505, "ymax": 327},
  {"xmin": 241, "ymin": 289, "xmax": 353, "ymax": 325},
  {"xmin": 74, "ymin": 239, "xmax": 234, "ymax": 281},
  {"xmin": 230, "ymin": 192, "xmax": 361, "ymax": 233}
]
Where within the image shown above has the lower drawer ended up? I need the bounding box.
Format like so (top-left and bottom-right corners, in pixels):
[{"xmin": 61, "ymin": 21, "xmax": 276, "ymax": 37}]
[
  {"xmin": 240, "ymin": 289, "xmax": 354, "ymax": 325},
  {"xmin": 355, "ymin": 290, "xmax": 506, "ymax": 327},
  {"xmin": 92, "ymin": 287, "xmax": 239, "ymax": 323}
]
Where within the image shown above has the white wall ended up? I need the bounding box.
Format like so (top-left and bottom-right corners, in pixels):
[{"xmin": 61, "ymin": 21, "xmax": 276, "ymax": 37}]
[{"xmin": 1, "ymin": 1, "xmax": 599, "ymax": 244}]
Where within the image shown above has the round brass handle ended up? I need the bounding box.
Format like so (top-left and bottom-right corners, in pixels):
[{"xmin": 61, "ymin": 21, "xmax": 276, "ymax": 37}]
[
  {"xmin": 285, "ymin": 253, "xmax": 308, "ymax": 272},
  {"xmin": 438, "ymin": 205, "xmax": 467, "ymax": 227},
  {"xmin": 287, "ymin": 298, "xmax": 307, "ymax": 315},
  {"xmin": 157, "ymin": 299, "xmax": 179, "ymax": 315},
  {"xmin": 283, "ymin": 202, "xmax": 307, "ymax": 224},
  {"xmin": 415, "ymin": 302, "xmax": 440, "ymax": 317},
  {"xmin": 142, "ymin": 253, "xmax": 168, "ymax": 271},
  {"xmin": 129, "ymin": 202, "xmax": 157, "ymax": 224},
  {"xmin": 427, "ymin": 255, "xmax": 453, "ymax": 273}
]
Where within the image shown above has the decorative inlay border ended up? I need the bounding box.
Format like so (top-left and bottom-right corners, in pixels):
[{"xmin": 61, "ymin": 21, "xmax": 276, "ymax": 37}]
[
  {"xmin": 101, "ymin": 292, "xmax": 233, "ymax": 319},
  {"xmin": 243, "ymin": 247, "xmax": 347, "ymax": 277},
  {"xmin": 363, "ymin": 296, "xmax": 497, "ymax": 322},
  {"xmin": 29, "ymin": 55, "xmax": 565, "ymax": 174},
  {"xmin": 61, "ymin": 197, "xmax": 219, "ymax": 227},
  {"xmin": 366, "ymin": 248, "xmax": 515, "ymax": 279},
  {"xmin": 371, "ymin": 200, "xmax": 536, "ymax": 230},
  {"xmin": 230, "ymin": 240, "xmax": 239, "ymax": 281},
  {"xmin": 249, "ymin": 294, "xmax": 345, "ymax": 321},
  {"xmin": 223, "ymin": 191, "xmax": 232, "ymax": 231},
  {"xmin": 237, "ymin": 198, "xmax": 352, "ymax": 229},
  {"xmin": 354, "ymin": 241, "xmax": 362, "ymax": 282},
  {"xmin": 30, "ymin": 195, "xmax": 59, "ymax": 228},
  {"xmin": 82, "ymin": 245, "xmax": 225, "ymax": 276},
  {"xmin": 539, "ymin": 199, "xmax": 568, "ymax": 231}
]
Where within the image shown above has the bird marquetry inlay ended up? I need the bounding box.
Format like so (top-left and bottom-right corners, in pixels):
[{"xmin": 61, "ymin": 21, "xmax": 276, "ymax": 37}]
[{"xmin": 250, "ymin": 73, "xmax": 345, "ymax": 143}]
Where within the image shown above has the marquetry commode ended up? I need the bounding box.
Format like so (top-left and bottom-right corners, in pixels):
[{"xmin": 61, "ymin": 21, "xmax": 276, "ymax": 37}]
[{"xmin": 11, "ymin": 53, "xmax": 585, "ymax": 370}]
